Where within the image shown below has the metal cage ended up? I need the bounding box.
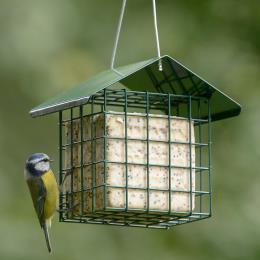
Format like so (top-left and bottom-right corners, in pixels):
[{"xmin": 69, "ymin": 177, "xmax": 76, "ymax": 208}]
[
  {"xmin": 30, "ymin": 55, "xmax": 241, "ymax": 229},
  {"xmin": 58, "ymin": 88, "xmax": 212, "ymax": 229}
]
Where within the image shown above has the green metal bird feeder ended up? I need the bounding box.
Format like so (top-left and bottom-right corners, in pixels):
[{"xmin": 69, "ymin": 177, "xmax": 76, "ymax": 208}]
[{"xmin": 29, "ymin": 1, "xmax": 241, "ymax": 229}]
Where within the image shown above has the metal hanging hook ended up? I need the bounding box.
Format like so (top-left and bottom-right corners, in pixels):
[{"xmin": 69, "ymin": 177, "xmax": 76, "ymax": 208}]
[
  {"xmin": 152, "ymin": 0, "xmax": 163, "ymax": 71},
  {"xmin": 110, "ymin": 0, "xmax": 163, "ymax": 73},
  {"xmin": 110, "ymin": 0, "xmax": 127, "ymax": 76}
]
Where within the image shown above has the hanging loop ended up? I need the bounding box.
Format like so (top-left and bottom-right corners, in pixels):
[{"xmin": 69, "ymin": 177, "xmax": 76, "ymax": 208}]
[
  {"xmin": 152, "ymin": 0, "xmax": 163, "ymax": 71},
  {"xmin": 110, "ymin": 0, "xmax": 163, "ymax": 73},
  {"xmin": 110, "ymin": 0, "xmax": 127, "ymax": 76}
]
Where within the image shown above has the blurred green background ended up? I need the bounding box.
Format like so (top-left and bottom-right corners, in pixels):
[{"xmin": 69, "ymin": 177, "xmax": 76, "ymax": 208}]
[{"xmin": 0, "ymin": 0, "xmax": 259, "ymax": 259}]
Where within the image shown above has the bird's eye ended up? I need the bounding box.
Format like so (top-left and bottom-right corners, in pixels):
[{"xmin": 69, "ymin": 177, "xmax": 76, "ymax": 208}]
[{"xmin": 43, "ymin": 159, "xmax": 49, "ymax": 162}]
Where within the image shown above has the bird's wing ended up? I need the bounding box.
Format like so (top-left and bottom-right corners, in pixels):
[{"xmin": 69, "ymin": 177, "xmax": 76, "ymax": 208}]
[{"xmin": 27, "ymin": 178, "xmax": 46, "ymax": 227}]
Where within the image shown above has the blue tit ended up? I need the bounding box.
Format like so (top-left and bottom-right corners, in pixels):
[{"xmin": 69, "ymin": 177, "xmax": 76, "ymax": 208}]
[{"xmin": 24, "ymin": 153, "xmax": 58, "ymax": 253}]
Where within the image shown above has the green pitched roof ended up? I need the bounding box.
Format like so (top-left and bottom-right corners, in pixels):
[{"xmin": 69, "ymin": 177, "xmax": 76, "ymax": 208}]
[{"xmin": 30, "ymin": 55, "xmax": 241, "ymax": 122}]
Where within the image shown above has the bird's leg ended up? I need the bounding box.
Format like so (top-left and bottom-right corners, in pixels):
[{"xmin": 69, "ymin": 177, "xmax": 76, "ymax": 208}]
[
  {"xmin": 59, "ymin": 167, "xmax": 74, "ymax": 192},
  {"xmin": 57, "ymin": 166, "xmax": 80, "ymax": 214}
]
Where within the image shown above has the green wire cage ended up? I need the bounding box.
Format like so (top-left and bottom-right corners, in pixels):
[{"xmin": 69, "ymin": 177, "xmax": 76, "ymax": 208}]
[{"xmin": 30, "ymin": 55, "xmax": 241, "ymax": 229}]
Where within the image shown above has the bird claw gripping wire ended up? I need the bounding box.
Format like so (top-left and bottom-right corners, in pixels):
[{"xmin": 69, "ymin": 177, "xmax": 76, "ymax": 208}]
[{"xmin": 59, "ymin": 167, "xmax": 74, "ymax": 192}]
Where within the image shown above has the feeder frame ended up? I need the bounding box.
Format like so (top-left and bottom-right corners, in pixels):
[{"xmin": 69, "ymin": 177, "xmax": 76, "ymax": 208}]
[{"xmin": 30, "ymin": 55, "xmax": 241, "ymax": 229}]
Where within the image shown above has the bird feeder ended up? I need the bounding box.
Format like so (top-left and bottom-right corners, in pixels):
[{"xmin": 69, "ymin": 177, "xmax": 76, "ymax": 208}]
[{"xmin": 30, "ymin": 55, "xmax": 241, "ymax": 229}]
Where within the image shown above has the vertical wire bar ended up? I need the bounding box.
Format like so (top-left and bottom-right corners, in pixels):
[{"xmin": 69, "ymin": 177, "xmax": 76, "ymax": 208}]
[
  {"xmin": 146, "ymin": 92, "xmax": 150, "ymax": 212},
  {"xmin": 80, "ymin": 105, "xmax": 84, "ymax": 216},
  {"xmin": 59, "ymin": 111, "xmax": 63, "ymax": 221},
  {"xmin": 208, "ymin": 99, "xmax": 212, "ymax": 216},
  {"xmin": 168, "ymin": 94, "xmax": 172, "ymax": 214},
  {"xmin": 188, "ymin": 96, "xmax": 193, "ymax": 215},
  {"xmin": 91, "ymin": 97, "xmax": 95, "ymax": 213},
  {"xmin": 198, "ymin": 99, "xmax": 203, "ymax": 215},
  {"xmin": 103, "ymin": 89, "xmax": 107, "ymax": 210},
  {"xmin": 124, "ymin": 90, "xmax": 128, "ymax": 211},
  {"xmin": 70, "ymin": 108, "xmax": 74, "ymax": 215}
]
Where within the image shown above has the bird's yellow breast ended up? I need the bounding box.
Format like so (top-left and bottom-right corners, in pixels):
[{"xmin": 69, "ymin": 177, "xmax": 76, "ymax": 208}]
[{"xmin": 41, "ymin": 170, "xmax": 58, "ymax": 220}]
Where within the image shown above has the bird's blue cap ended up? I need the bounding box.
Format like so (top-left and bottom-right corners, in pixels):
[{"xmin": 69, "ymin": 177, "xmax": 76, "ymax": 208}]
[
  {"xmin": 26, "ymin": 153, "xmax": 50, "ymax": 177},
  {"xmin": 27, "ymin": 153, "xmax": 49, "ymax": 163}
]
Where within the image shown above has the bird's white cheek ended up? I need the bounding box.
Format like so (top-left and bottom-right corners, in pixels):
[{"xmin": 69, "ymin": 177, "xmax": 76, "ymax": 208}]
[{"xmin": 35, "ymin": 162, "xmax": 50, "ymax": 172}]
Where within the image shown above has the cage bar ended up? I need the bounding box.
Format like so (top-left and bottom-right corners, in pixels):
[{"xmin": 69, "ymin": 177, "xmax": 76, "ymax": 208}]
[{"xmin": 58, "ymin": 88, "xmax": 212, "ymax": 228}]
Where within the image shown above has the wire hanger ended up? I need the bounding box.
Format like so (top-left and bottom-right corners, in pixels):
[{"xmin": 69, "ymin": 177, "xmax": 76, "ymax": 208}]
[{"xmin": 111, "ymin": 0, "xmax": 163, "ymax": 76}]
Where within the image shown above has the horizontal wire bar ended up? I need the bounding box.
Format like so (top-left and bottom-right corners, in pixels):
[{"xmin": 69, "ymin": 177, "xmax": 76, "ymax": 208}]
[
  {"xmin": 60, "ymin": 187, "xmax": 210, "ymax": 196},
  {"xmin": 59, "ymin": 89, "xmax": 209, "ymax": 113},
  {"xmin": 60, "ymin": 110, "xmax": 209, "ymax": 125},
  {"xmin": 61, "ymin": 111, "xmax": 104, "ymax": 124},
  {"xmin": 62, "ymin": 208, "xmax": 211, "ymax": 218},
  {"xmin": 104, "ymin": 111, "xmax": 209, "ymax": 123},
  {"xmin": 61, "ymin": 136, "xmax": 209, "ymax": 148},
  {"xmin": 61, "ymin": 211, "xmax": 211, "ymax": 223},
  {"xmin": 60, "ymin": 162, "xmax": 210, "ymax": 174},
  {"xmin": 98, "ymin": 89, "xmax": 209, "ymax": 101}
]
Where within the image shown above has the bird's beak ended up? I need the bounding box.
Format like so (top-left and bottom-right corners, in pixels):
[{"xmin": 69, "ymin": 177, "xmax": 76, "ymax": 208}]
[{"xmin": 49, "ymin": 159, "xmax": 54, "ymax": 163}]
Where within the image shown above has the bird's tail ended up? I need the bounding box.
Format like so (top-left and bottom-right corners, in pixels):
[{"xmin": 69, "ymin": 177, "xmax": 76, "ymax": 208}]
[{"xmin": 42, "ymin": 222, "xmax": 52, "ymax": 253}]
